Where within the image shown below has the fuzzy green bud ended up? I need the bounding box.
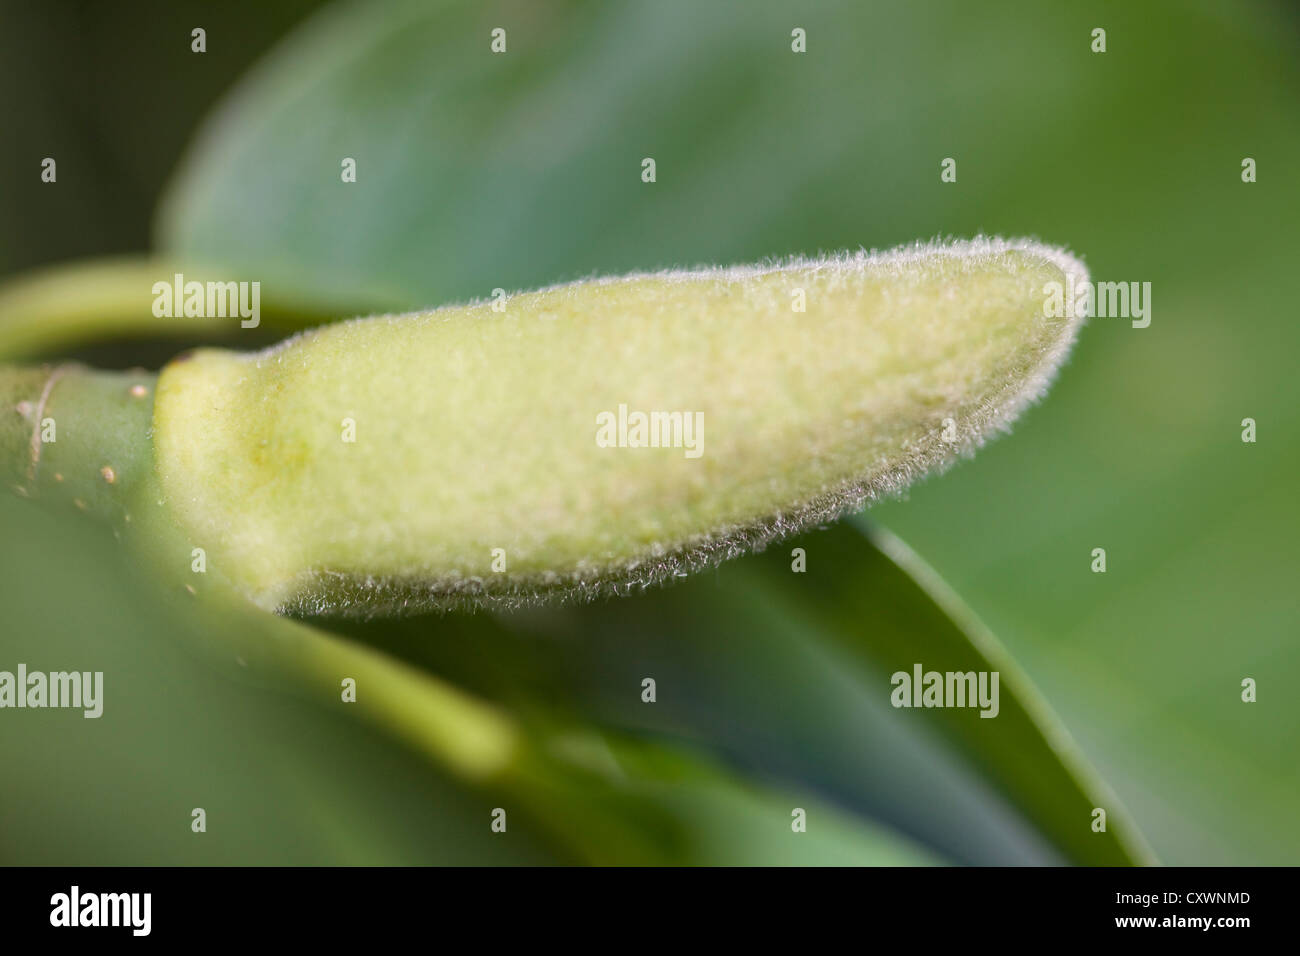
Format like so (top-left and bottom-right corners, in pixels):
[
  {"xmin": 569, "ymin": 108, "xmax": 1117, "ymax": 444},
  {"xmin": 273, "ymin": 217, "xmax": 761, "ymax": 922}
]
[{"xmin": 143, "ymin": 238, "xmax": 1086, "ymax": 615}]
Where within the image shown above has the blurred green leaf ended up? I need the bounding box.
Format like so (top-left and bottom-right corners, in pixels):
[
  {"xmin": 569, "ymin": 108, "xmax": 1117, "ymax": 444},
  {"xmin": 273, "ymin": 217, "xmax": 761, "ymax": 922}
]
[
  {"xmin": 161, "ymin": 0, "xmax": 1111, "ymax": 308},
  {"xmin": 1, "ymin": 493, "xmax": 936, "ymax": 865},
  {"xmin": 799, "ymin": 520, "xmax": 1151, "ymax": 864},
  {"xmin": 206, "ymin": 581, "xmax": 941, "ymax": 866},
  {"xmin": 333, "ymin": 522, "xmax": 1150, "ymax": 864},
  {"xmin": 0, "ymin": 495, "xmax": 554, "ymax": 864}
]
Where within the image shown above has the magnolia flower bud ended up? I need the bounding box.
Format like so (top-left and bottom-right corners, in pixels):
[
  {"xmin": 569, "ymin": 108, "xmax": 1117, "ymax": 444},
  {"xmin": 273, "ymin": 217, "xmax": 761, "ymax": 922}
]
[{"xmin": 148, "ymin": 237, "xmax": 1086, "ymax": 615}]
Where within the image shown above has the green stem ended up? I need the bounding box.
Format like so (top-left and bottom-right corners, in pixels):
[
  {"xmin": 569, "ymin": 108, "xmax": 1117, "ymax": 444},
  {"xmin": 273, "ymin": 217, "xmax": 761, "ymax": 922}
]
[
  {"xmin": 0, "ymin": 258, "xmax": 201, "ymax": 359},
  {"xmin": 242, "ymin": 604, "xmax": 521, "ymax": 780},
  {"xmin": 0, "ymin": 363, "xmax": 156, "ymax": 521},
  {"xmin": 0, "ymin": 256, "xmax": 351, "ymax": 360}
]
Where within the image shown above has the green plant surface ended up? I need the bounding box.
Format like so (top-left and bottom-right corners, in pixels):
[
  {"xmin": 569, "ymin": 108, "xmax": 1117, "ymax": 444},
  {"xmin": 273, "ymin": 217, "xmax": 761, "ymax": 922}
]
[
  {"xmin": 0, "ymin": 492, "xmax": 552, "ymax": 865},
  {"xmin": 0, "ymin": 491, "xmax": 937, "ymax": 865},
  {"xmin": 331, "ymin": 521, "xmax": 1151, "ymax": 865}
]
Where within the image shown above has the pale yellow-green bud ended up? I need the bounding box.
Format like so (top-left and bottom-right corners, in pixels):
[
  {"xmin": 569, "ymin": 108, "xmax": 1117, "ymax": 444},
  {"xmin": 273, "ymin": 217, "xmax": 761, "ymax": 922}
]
[{"xmin": 151, "ymin": 238, "xmax": 1087, "ymax": 614}]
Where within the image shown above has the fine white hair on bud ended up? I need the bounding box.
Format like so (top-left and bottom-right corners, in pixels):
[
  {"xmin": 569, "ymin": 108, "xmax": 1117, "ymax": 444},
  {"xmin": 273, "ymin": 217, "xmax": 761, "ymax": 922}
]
[{"xmin": 150, "ymin": 236, "xmax": 1088, "ymax": 616}]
